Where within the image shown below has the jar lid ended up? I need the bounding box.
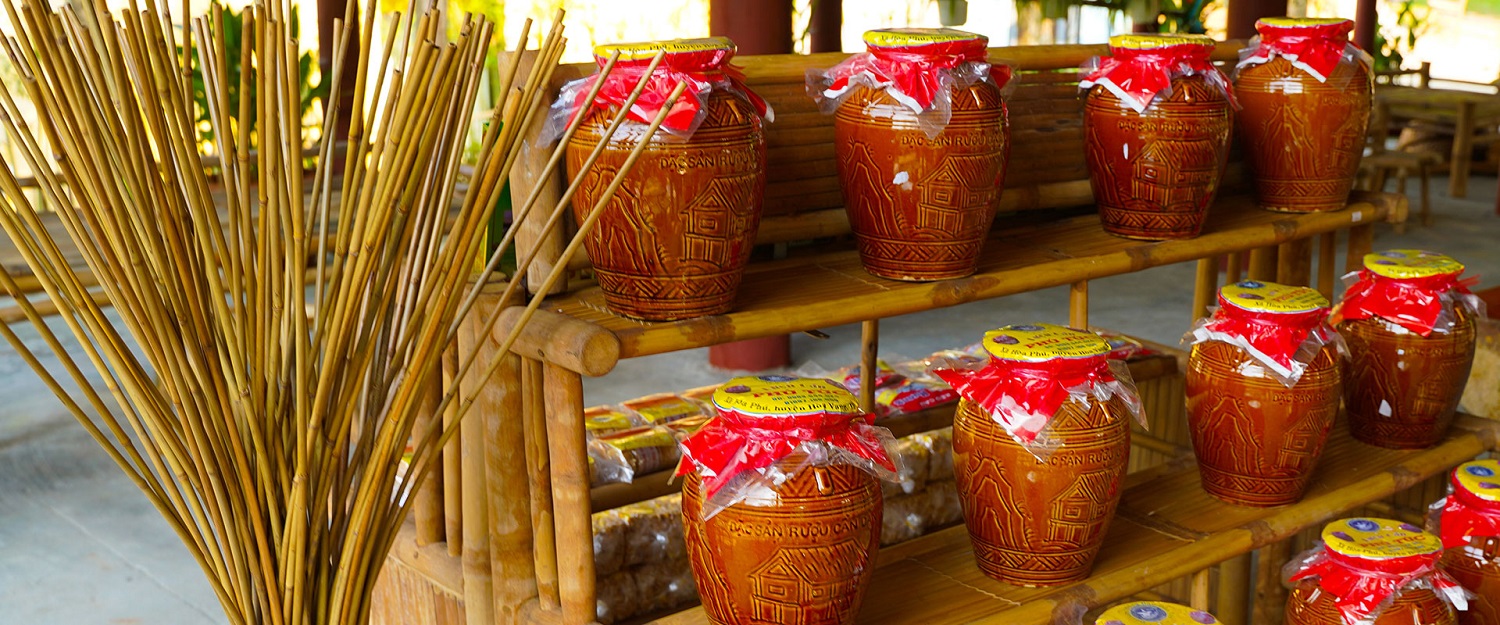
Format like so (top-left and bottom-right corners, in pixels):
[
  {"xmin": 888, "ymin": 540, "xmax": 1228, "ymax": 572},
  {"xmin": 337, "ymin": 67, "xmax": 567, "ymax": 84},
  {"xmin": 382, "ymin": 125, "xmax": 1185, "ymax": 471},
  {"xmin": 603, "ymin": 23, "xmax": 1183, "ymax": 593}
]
[
  {"xmin": 1219, "ymin": 280, "xmax": 1330, "ymax": 315},
  {"xmin": 1257, "ymin": 16, "xmax": 1351, "ymax": 28},
  {"xmin": 1109, "ymin": 33, "xmax": 1214, "ymax": 51},
  {"xmin": 593, "ymin": 36, "xmax": 735, "ymax": 62},
  {"xmin": 1097, "ymin": 602, "xmax": 1219, "ymax": 625},
  {"xmin": 863, "ymin": 27, "xmax": 987, "ymax": 49},
  {"xmin": 1362, "ymin": 249, "xmax": 1465, "ymax": 280},
  {"xmin": 712, "ymin": 375, "xmax": 862, "ymax": 418},
  {"xmin": 1322, "ymin": 517, "xmax": 1441, "ymax": 562},
  {"xmin": 1454, "ymin": 459, "xmax": 1500, "ymax": 504},
  {"xmin": 981, "ymin": 323, "xmax": 1110, "ymax": 363}
]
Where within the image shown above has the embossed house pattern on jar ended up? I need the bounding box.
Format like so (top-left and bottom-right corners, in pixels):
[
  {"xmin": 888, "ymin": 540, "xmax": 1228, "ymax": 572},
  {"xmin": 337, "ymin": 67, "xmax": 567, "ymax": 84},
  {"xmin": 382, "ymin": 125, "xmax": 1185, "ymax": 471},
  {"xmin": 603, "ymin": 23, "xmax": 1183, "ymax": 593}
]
[
  {"xmin": 678, "ymin": 173, "xmax": 759, "ymax": 266},
  {"xmin": 1047, "ymin": 470, "xmax": 1116, "ymax": 545},
  {"xmin": 916, "ymin": 154, "xmax": 998, "ymax": 235},
  {"xmin": 1131, "ymin": 139, "xmax": 1219, "ymax": 211},
  {"xmin": 749, "ymin": 540, "xmax": 864, "ymax": 623}
]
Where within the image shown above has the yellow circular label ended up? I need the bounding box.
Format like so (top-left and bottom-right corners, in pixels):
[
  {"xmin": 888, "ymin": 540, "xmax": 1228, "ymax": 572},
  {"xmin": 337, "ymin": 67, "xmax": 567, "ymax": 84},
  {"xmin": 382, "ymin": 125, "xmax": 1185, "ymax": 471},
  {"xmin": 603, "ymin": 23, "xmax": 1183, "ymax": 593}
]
[
  {"xmin": 1455, "ymin": 460, "xmax": 1500, "ymax": 503},
  {"xmin": 1363, "ymin": 249, "xmax": 1464, "ymax": 280},
  {"xmin": 712, "ymin": 375, "xmax": 862, "ymax": 417},
  {"xmin": 1097, "ymin": 602, "xmax": 1219, "ymax": 625},
  {"xmin": 981, "ymin": 323, "xmax": 1110, "ymax": 363},
  {"xmin": 1258, "ymin": 16, "xmax": 1351, "ymax": 28},
  {"xmin": 1219, "ymin": 280, "xmax": 1329, "ymax": 314},
  {"xmin": 1110, "ymin": 33, "xmax": 1214, "ymax": 50},
  {"xmin": 594, "ymin": 36, "xmax": 734, "ymax": 61},
  {"xmin": 863, "ymin": 28, "xmax": 986, "ymax": 48},
  {"xmin": 1321, "ymin": 518, "xmax": 1441, "ymax": 560}
]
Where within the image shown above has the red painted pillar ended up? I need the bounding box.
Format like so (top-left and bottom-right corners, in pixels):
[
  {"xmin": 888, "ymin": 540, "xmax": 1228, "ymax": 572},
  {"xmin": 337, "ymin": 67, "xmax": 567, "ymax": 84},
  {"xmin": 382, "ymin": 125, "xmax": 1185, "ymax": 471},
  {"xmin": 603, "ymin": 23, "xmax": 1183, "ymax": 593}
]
[
  {"xmin": 1354, "ymin": 0, "xmax": 1378, "ymax": 53},
  {"xmin": 810, "ymin": 0, "xmax": 843, "ymax": 53},
  {"xmin": 1226, "ymin": 0, "xmax": 1288, "ymax": 40}
]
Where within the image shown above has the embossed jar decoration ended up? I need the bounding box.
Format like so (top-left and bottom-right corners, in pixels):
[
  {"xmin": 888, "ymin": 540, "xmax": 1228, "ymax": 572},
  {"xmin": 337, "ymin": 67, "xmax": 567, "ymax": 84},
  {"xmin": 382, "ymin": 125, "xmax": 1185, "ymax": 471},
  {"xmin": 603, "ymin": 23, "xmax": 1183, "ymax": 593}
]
[
  {"xmin": 552, "ymin": 37, "xmax": 771, "ymax": 320},
  {"xmin": 1097, "ymin": 601, "xmax": 1221, "ymax": 625},
  {"xmin": 1284, "ymin": 518, "xmax": 1469, "ymax": 625},
  {"xmin": 808, "ymin": 28, "xmax": 1011, "ymax": 281},
  {"xmin": 1234, "ymin": 17, "xmax": 1372, "ymax": 213},
  {"xmin": 1184, "ymin": 280, "xmax": 1345, "ymax": 507},
  {"xmin": 1333, "ymin": 250, "xmax": 1485, "ymax": 449},
  {"xmin": 930, "ymin": 323, "xmax": 1144, "ymax": 586},
  {"xmin": 1432, "ymin": 460, "xmax": 1500, "ymax": 624},
  {"xmin": 1080, "ymin": 34, "xmax": 1235, "ymax": 240},
  {"xmin": 677, "ymin": 375, "xmax": 898, "ymax": 625}
]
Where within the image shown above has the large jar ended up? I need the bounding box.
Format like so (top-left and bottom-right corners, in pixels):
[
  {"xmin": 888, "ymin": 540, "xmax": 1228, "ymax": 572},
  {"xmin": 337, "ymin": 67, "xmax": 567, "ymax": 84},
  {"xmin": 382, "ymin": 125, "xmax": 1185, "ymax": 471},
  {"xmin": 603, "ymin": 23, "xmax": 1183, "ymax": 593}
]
[
  {"xmin": 1285, "ymin": 517, "xmax": 1467, "ymax": 625},
  {"xmin": 1433, "ymin": 460, "xmax": 1500, "ymax": 624},
  {"xmin": 1080, "ymin": 34, "xmax": 1234, "ymax": 240},
  {"xmin": 810, "ymin": 28, "xmax": 1011, "ymax": 281},
  {"xmin": 931, "ymin": 323, "xmax": 1143, "ymax": 586},
  {"xmin": 1096, "ymin": 601, "xmax": 1221, "ymax": 625},
  {"xmin": 677, "ymin": 375, "xmax": 898, "ymax": 625},
  {"xmin": 1335, "ymin": 250, "xmax": 1484, "ymax": 449},
  {"xmin": 1234, "ymin": 17, "xmax": 1372, "ymax": 213},
  {"xmin": 1184, "ymin": 280, "xmax": 1344, "ymax": 507},
  {"xmin": 559, "ymin": 37, "xmax": 771, "ymax": 320}
]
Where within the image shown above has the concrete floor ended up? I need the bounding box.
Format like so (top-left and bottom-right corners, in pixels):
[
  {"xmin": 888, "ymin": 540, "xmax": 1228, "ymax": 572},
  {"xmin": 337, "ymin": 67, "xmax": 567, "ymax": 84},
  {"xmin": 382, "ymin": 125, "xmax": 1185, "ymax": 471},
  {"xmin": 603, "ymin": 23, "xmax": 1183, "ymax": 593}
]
[{"xmin": 2, "ymin": 176, "xmax": 1497, "ymax": 624}]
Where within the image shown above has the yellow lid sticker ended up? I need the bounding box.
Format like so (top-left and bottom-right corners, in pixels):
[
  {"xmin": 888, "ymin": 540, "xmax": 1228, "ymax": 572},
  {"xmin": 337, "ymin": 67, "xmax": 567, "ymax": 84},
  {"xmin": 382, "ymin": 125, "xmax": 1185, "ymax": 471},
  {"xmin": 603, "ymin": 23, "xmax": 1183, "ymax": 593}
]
[
  {"xmin": 712, "ymin": 375, "xmax": 862, "ymax": 417},
  {"xmin": 1258, "ymin": 16, "xmax": 1351, "ymax": 28},
  {"xmin": 1220, "ymin": 280, "xmax": 1329, "ymax": 314},
  {"xmin": 1322, "ymin": 518, "xmax": 1441, "ymax": 560},
  {"xmin": 584, "ymin": 409, "xmax": 636, "ymax": 433},
  {"xmin": 1363, "ymin": 249, "xmax": 1465, "ymax": 279},
  {"xmin": 1097, "ymin": 602, "xmax": 1219, "ymax": 625},
  {"xmin": 1455, "ymin": 460, "xmax": 1500, "ymax": 503},
  {"xmin": 863, "ymin": 27, "xmax": 986, "ymax": 48},
  {"xmin": 1110, "ymin": 33, "xmax": 1214, "ymax": 50},
  {"xmin": 625, "ymin": 395, "xmax": 705, "ymax": 424},
  {"xmin": 594, "ymin": 36, "xmax": 735, "ymax": 61},
  {"xmin": 982, "ymin": 323, "xmax": 1110, "ymax": 363}
]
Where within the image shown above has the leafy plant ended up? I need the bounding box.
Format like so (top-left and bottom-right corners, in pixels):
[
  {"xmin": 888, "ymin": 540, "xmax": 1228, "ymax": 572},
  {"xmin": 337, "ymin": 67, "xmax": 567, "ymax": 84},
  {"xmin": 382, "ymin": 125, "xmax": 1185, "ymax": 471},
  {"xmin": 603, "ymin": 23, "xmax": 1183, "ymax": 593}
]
[{"xmin": 1372, "ymin": 0, "xmax": 1430, "ymax": 72}]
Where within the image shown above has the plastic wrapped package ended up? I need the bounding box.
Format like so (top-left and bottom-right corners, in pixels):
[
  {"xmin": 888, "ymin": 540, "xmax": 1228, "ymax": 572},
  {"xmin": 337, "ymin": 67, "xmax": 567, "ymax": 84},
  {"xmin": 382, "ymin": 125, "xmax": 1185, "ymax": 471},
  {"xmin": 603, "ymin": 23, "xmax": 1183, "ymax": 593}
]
[
  {"xmin": 1234, "ymin": 17, "xmax": 1371, "ymax": 88},
  {"xmin": 591, "ymin": 508, "xmax": 629, "ymax": 576},
  {"xmin": 1184, "ymin": 280, "xmax": 1346, "ymax": 388},
  {"xmin": 1333, "ymin": 250, "xmax": 1486, "ymax": 338},
  {"xmin": 881, "ymin": 492, "xmax": 928, "ymax": 545},
  {"xmin": 594, "ymin": 568, "xmax": 640, "ymax": 625},
  {"xmin": 584, "ymin": 405, "xmax": 644, "ymax": 436},
  {"xmin": 632, "ymin": 557, "xmax": 698, "ymax": 616},
  {"xmin": 838, "ymin": 359, "xmax": 904, "ymax": 396},
  {"xmin": 1462, "ymin": 318, "xmax": 1500, "ymax": 419},
  {"xmin": 924, "ymin": 479, "xmax": 964, "ymax": 527},
  {"xmin": 620, "ymin": 494, "xmax": 686, "ymax": 567},
  {"xmin": 590, "ymin": 425, "xmax": 682, "ymax": 484},
  {"xmin": 1282, "ymin": 517, "xmax": 1469, "ymax": 624},
  {"xmin": 623, "ymin": 392, "xmax": 711, "ymax": 425},
  {"xmin": 915, "ymin": 427, "xmax": 955, "ymax": 482},
  {"xmin": 881, "ymin": 435, "xmax": 932, "ymax": 498}
]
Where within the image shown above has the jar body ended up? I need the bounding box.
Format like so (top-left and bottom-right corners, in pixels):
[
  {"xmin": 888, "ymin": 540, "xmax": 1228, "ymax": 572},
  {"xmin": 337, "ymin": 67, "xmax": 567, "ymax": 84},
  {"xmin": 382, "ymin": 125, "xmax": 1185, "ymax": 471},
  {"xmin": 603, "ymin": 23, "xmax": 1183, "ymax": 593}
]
[
  {"xmin": 1235, "ymin": 56, "xmax": 1371, "ymax": 213},
  {"xmin": 951, "ymin": 395, "xmax": 1131, "ymax": 586},
  {"xmin": 681, "ymin": 462, "xmax": 882, "ymax": 625},
  {"xmin": 1185, "ymin": 341, "xmax": 1342, "ymax": 506},
  {"xmin": 1083, "ymin": 76, "xmax": 1233, "ymax": 240},
  {"xmin": 1443, "ymin": 536, "xmax": 1500, "ymax": 625},
  {"xmin": 1341, "ymin": 307, "xmax": 1477, "ymax": 449},
  {"xmin": 833, "ymin": 81, "xmax": 1009, "ymax": 281},
  {"xmin": 566, "ymin": 89, "xmax": 766, "ymax": 321},
  {"xmin": 1285, "ymin": 578, "xmax": 1458, "ymax": 624}
]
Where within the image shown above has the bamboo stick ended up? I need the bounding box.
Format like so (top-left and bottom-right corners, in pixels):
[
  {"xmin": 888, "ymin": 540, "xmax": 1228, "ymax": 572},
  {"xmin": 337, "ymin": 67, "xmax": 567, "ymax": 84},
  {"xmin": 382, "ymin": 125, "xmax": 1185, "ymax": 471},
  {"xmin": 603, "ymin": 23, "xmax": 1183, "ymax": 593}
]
[
  {"xmin": 1253, "ymin": 541, "xmax": 1291, "ymax": 625},
  {"xmin": 1248, "ymin": 246, "xmax": 1278, "ymax": 282},
  {"xmin": 1192, "ymin": 259, "xmax": 1217, "ymax": 321},
  {"xmin": 522, "ymin": 357, "xmax": 560, "ymax": 610},
  {"xmin": 414, "ymin": 367, "xmax": 445, "ymax": 546},
  {"xmin": 860, "ymin": 319, "xmax": 878, "ymax": 412},
  {"xmin": 1346, "ymin": 224, "xmax": 1374, "ymax": 273},
  {"xmin": 1276, "ymin": 238, "xmax": 1312, "ymax": 287},
  {"xmin": 1069, "ymin": 280, "xmax": 1088, "ymax": 329},
  {"xmin": 543, "ymin": 362, "xmax": 594, "ymax": 625},
  {"xmin": 1316, "ymin": 232, "xmax": 1337, "ymax": 300},
  {"xmin": 1226, "ymin": 251, "xmax": 1245, "ymax": 284}
]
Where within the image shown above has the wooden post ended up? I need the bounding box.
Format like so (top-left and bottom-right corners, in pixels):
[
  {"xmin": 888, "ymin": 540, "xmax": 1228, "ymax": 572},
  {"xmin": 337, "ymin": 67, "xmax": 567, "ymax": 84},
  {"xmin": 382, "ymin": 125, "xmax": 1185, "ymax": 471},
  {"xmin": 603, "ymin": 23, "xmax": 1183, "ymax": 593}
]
[
  {"xmin": 860, "ymin": 320, "xmax": 878, "ymax": 412},
  {"xmin": 1190, "ymin": 568, "xmax": 1212, "ymax": 611},
  {"xmin": 458, "ymin": 308, "xmax": 494, "ymax": 625},
  {"xmin": 1192, "ymin": 259, "xmax": 1217, "ymax": 322},
  {"xmin": 484, "ymin": 339, "xmax": 534, "ymax": 620},
  {"xmin": 508, "ymin": 51, "xmax": 568, "ymax": 296},
  {"xmin": 1216, "ymin": 554, "xmax": 1252, "ymax": 625},
  {"xmin": 442, "ymin": 345, "xmax": 463, "ymax": 556},
  {"xmin": 544, "ymin": 363, "xmax": 595, "ymax": 625},
  {"xmin": 1070, "ymin": 280, "xmax": 1088, "ymax": 329},
  {"xmin": 1354, "ymin": 0, "xmax": 1376, "ymax": 53},
  {"xmin": 1276, "ymin": 238, "xmax": 1313, "ymax": 287},
  {"xmin": 1248, "ymin": 246, "xmax": 1278, "ymax": 282},
  {"xmin": 523, "ymin": 357, "xmax": 559, "ymax": 609},
  {"xmin": 1451, "ymin": 100, "xmax": 1475, "ymax": 198},
  {"xmin": 414, "ymin": 367, "xmax": 445, "ymax": 546},
  {"xmin": 1254, "ymin": 540, "xmax": 1292, "ymax": 625},
  {"xmin": 1316, "ymin": 232, "xmax": 1338, "ymax": 300},
  {"xmin": 1346, "ymin": 224, "xmax": 1375, "ymax": 273},
  {"xmin": 1226, "ymin": 251, "xmax": 1245, "ymax": 284}
]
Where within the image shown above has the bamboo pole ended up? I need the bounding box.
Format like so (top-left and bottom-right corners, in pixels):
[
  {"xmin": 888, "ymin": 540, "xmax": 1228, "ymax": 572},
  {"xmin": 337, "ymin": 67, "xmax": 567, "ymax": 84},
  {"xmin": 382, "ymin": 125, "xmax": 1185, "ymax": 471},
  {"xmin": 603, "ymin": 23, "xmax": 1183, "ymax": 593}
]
[
  {"xmin": 1248, "ymin": 246, "xmax": 1278, "ymax": 282},
  {"xmin": 543, "ymin": 362, "xmax": 593, "ymax": 625},
  {"xmin": 1346, "ymin": 224, "xmax": 1374, "ymax": 273},
  {"xmin": 860, "ymin": 319, "xmax": 878, "ymax": 412},
  {"xmin": 443, "ymin": 344, "xmax": 463, "ymax": 557},
  {"xmin": 1190, "ymin": 568, "xmax": 1211, "ymax": 611},
  {"xmin": 1216, "ymin": 554, "xmax": 1251, "ymax": 625},
  {"xmin": 1316, "ymin": 232, "xmax": 1338, "ymax": 300},
  {"xmin": 1276, "ymin": 238, "xmax": 1312, "ymax": 287},
  {"xmin": 1254, "ymin": 541, "xmax": 1291, "ymax": 625},
  {"xmin": 1069, "ymin": 280, "xmax": 1088, "ymax": 329},
  {"xmin": 1226, "ymin": 251, "xmax": 1245, "ymax": 284},
  {"xmin": 1192, "ymin": 259, "xmax": 1217, "ymax": 322},
  {"xmin": 523, "ymin": 357, "xmax": 560, "ymax": 610}
]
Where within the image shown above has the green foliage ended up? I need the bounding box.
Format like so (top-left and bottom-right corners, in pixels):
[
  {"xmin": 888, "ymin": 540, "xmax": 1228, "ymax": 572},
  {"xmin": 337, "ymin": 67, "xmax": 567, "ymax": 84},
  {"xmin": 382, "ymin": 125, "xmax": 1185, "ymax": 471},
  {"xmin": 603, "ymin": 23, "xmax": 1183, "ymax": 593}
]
[{"xmin": 1371, "ymin": 0, "xmax": 1430, "ymax": 72}]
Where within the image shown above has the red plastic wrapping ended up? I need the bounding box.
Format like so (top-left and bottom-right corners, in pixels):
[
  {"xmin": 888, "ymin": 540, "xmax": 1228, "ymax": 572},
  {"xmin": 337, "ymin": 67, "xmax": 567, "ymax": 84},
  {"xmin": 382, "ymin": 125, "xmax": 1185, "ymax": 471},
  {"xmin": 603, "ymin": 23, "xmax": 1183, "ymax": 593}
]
[
  {"xmin": 1236, "ymin": 17, "xmax": 1370, "ymax": 84},
  {"xmin": 1284, "ymin": 518, "xmax": 1469, "ymax": 624},
  {"xmin": 1335, "ymin": 270, "xmax": 1483, "ymax": 337},
  {"xmin": 1186, "ymin": 280, "xmax": 1344, "ymax": 387},
  {"xmin": 1080, "ymin": 34, "xmax": 1235, "ymax": 114},
  {"xmin": 1437, "ymin": 460, "xmax": 1500, "ymax": 549}
]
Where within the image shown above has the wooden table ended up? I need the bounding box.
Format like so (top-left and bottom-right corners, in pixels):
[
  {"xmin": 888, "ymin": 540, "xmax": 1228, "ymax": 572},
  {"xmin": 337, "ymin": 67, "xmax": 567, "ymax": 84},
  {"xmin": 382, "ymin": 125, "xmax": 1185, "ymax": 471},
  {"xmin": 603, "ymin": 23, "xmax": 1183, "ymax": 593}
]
[{"xmin": 1376, "ymin": 86, "xmax": 1500, "ymax": 198}]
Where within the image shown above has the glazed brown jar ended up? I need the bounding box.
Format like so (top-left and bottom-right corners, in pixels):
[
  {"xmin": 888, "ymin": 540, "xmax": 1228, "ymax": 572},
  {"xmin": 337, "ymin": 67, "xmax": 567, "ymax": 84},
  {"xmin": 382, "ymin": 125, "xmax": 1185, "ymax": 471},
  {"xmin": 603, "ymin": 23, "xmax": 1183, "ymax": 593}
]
[
  {"xmin": 1096, "ymin": 601, "xmax": 1221, "ymax": 625},
  {"xmin": 1234, "ymin": 17, "xmax": 1371, "ymax": 213},
  {"xmin": 560, "ymin": 37, "xmax": 770, "ymax": 321},
  {"xmin": 811, "ymin": 28, "xmax": 1011, "ymax": 281},
  {"xmin": 1080, "ymin": 34, "xmax": 1234, "ymax": 240},
  {"xmin": 932, "ymin": 323, "xmax": 1143, "ymax": 586},
  {"xmin": 1184, "ymin": 280, "xmax": 1344, "ymax": 507},
  {"xmin": 1335, "ymin": 250, "xmax": 1483, "ymax": 449},
  {"xmin": 677, "ymin": 375, "xmax": 898, "ymax": 625},
  {"xmin": 1434, "ymin": 460, "xmax": 1500, "ymax": 623},
  {"xmin": 1285, "ymin": 517, "xmax": 1467, "ymax": 625}
]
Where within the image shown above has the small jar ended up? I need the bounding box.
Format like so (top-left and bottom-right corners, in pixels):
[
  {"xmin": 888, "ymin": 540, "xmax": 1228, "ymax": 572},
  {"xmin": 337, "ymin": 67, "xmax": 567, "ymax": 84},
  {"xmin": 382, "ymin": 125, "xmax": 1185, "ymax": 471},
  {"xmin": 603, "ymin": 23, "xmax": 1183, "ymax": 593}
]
[
  {"xmin": 1184, "ymin": 280, "xmax": 1344, "ymax": 507},
  {"xmin": 1285, "ymin": 517, "xmax": 1467, "ymax": 625},
  {"xmin": 1234, "ymin": 17, "xmax": 1372, "ymax": 213},
  {"xmin": 554, "ymin": 37, "xmax": 772, "ymax": 320},
  {"xmin": 1434, "ymin": 459, "xmax": 1500, "ymax": 624},
  {"xmin": 1080, "ymin": 34, "xmax": 1234, "ymax": 240},
  {"xmin": 931, "ymin": 323, "xmax": 1144, "ymax": 586},
  {"xmin": 1335, "ymin": 250, "xmax": 1485, "ymax": 449},
  {"xmin": 810, "ymin": 28, "xmax": 1012, "ymax": 281},
  {"xmin": 1096, "ymin": 601, "xmax": 1220, "ymax": 625},
  {"xmin": 677, "ymin": 375, "xmax": 898, "ymax": 625}
]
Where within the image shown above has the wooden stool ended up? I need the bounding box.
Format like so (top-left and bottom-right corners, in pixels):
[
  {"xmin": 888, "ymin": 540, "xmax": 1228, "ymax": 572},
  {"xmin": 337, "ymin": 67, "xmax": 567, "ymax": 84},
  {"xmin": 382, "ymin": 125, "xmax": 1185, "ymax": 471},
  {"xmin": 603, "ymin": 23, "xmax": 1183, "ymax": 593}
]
[{"xmin": 1359, "ymin": 150, "xmax": 1442, "ymax": 233}]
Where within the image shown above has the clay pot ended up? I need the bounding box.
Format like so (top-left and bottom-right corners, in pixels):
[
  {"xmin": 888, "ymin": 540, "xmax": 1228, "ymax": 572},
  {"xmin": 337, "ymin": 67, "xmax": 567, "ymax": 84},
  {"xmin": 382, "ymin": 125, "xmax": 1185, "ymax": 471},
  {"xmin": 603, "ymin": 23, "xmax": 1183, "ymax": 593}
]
[
  {"xmin": 1443, "ymin": 538, "xmax": 1500, "ymax": 625},
  {"xmin": 681, "ymin": 461, "xmax": 882, "ymax": 625},
  {"xmin": 1436, "ymin": 460, "xmax": 1500, "ymax": 624},
  {"xmin": 1083, "ymin": 35, "xmax": 1233, "ymax": 240},
  {"xmin": 830, "ymin": 29, "xmax": 1010, "ymax": 281},
  {"xmin": 1186, "ymin": 341, "xmax": 1341, "ymax": 506},
  {"xmin": 1286, "ymin": 580, "xmax": 1458, "ymax": 625},
  {"xmin": 565, "ymin": 40, "xmax": 767, "ymax": 321},
  {"xmin": 1234, "ymin": 17, "xmax": 1371, "ymax": 213},
  {"xmin": 1285, "ymin": 518, "xmax": 1463, "ymax": 625},
  {"xmin": 952, "ymin": 395, "xmax": 1132, "ymax": 586},
  {"xmin": 1341, "ymin": 306, "xmax": 1477, "ymax": 449}
]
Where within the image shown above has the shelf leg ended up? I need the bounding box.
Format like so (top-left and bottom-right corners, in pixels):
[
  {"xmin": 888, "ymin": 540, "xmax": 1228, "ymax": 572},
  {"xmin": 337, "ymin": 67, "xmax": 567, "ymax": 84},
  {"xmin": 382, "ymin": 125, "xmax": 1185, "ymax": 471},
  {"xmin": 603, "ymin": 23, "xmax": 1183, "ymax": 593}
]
[
  {"xmin": 544, "ymin": 363, "xmax": 596, "ymax": 625},
  {"xmin": 458, "ymin": 311, "xmax": 494, "ymax": 625},
  {"xmin": 1070, "ymin": 280, "xmax": 1089, "ymax": 329},
  {"xmin": 414, "ymin": 366, "xmax": 445, "ymax": 546},
  {"xmin": 1253, "ymin": 539, "xmax": 1292, "ymax": 625},
  {"xmin": 860, "ymin": 319, "xmax": 878, "ymax": 412},
  {"xmin": 443, "ymin": 344, "xmax": 463, "ymax": 557},
  {"xmin": 1276, "ymin": 238, "xmax": 1312, "ymax": 287},
  {"xmin": 523, "ymin": 357, "xmax": 559, "ymax": 610},
  {"xmin": 1190, "ymin": 568, "xmax": 1211, "ymax": 611},
  {"xmin": 1216, "ymin": 553, "xmax": 1252, "ymax": 625},
  {"xmin": 1451, "ymin": 100, "xmax": 1475, "ymax": 198},
  {"xmin": 486, "ymin": 341, "xmax": 534, "ymax": 620},
  {"xmin": 1316, "ymin": 232, "xmax": 1338, "ymax": 300},
  {"xmin": 1192, "ymin": 259, "xmax": 1216, "ymax": 323},
  {"xmin": 1248, "ymin": 246, "xmax": 1278, "ymax": 282},
  {"xmin": 1226, "ymin": 251, "xmax": 1245, "ymax": 284},
  {"xmin": 1345, "ymin": 224, "xmax": 1374, "ymax": 273}
]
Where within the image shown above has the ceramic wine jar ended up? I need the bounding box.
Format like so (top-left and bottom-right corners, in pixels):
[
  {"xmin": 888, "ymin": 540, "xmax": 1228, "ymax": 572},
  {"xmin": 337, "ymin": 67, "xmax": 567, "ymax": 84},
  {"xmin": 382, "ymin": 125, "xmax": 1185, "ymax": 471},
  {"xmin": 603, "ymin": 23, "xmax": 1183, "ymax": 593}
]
[
  {"xmin": 1096, "ymin": 602, "xmax": 1221, "ymax": 625},
  {"xmin": 1184, "ymin": 281, "xmax": 1343, "ymax": 507},
  {"xmin": 1081, "ymin": 34, "xmax": 1234, "ymax": 240},
  {"xmin": 677, "ymin": 376, "xmax": 897, "ymax": 625},
  {"xmin": 1234, "ymin": 17, "xmax": 1371, "ymax": 213},
  {"xmin": 1336, "ymin": 250, "xmax": 1482, "ymax": 449},
  {"xmin": 1435, "ymin": 460, "xmax": 1500, "ymax": 624},
  {"xmin": 563, "ymin": 38, "xmax": 770, "ymax": 320},
  {"xmin": 816, "ymin": 28, "xmax": 1010, "ymax": 281},
  {"xmin": 933, "ymin": 323, "xmax": 1141, "ymax": 586},
  {"xmin": 1285, "ymin": 518, "xmax": 1465, "ymax": 625}
]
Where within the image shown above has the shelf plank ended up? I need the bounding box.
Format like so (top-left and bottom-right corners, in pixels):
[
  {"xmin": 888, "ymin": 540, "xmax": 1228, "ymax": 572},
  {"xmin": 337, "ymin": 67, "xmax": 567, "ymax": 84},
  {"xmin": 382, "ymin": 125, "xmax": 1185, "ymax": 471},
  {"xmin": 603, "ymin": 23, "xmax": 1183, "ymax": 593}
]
[
  {"xmin": 547, "ymin": 192, "xmax": 1405, "ymax": 359},
  {"xmin": 647, "ymin": 413, "xmax": 1499, "ymax": 625}
]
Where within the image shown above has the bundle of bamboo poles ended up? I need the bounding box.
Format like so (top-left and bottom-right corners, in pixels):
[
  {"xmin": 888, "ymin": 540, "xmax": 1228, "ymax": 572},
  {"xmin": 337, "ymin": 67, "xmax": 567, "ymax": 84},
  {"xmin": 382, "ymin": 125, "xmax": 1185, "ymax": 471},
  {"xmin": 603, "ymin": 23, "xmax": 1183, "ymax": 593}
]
[{"xmin": 0, "ymin": 0, "xmax": 686, "ymax": 622}]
